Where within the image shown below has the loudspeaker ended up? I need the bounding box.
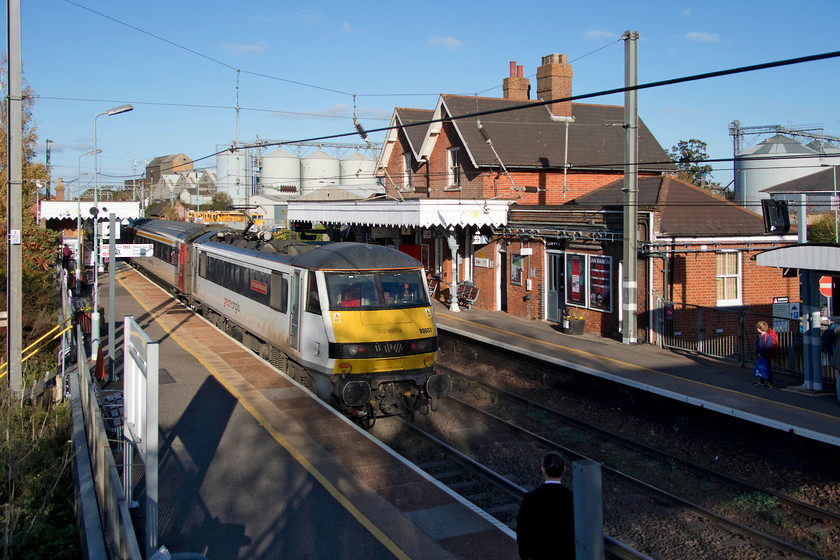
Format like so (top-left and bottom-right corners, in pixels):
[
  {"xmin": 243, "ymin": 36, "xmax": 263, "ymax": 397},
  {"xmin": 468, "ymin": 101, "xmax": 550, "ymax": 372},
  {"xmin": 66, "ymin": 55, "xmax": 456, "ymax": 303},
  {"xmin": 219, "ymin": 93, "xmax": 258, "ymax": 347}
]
[{"xmin": 761, "ymin": 199, "xmax": 790, "ymax": 233}]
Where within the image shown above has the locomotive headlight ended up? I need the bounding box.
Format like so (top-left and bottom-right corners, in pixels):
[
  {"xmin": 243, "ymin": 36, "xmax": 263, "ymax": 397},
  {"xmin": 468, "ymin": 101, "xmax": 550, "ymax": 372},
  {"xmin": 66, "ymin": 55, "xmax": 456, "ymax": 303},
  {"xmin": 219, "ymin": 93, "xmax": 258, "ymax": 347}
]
[
  {"xmin": 409, "ymin": 338, "xmax": 437, "ymax": 354},
  {"xmin": 345, "ymin": 344, "xmax": 368, "ymax": 357}
]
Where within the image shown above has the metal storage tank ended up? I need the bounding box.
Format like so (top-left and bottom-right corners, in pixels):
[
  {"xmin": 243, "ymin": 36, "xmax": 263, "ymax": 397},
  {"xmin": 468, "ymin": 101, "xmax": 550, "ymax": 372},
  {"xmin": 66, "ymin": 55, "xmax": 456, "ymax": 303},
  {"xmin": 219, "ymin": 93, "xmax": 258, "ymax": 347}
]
[
  {"xmin": 301, "ymin": 149, "xmax": 339, "ymax": 194},
  {"xmin": 340, "ymin": 150, "xmax": 377, "ymax": 186},
  {"xmin": 734, "ymin": 134, "xmax": 820, "ymax": 213},
  {"xmin": 808, "ymin": 140, "xmax": 840, "ymax": 168},
  {"xmin": 216, "ymin": 148, "xmax": 252, "ymax": 206},
  {"xmin": 259, "ymin": 147, "xmax": 301, "ymax": 196}
]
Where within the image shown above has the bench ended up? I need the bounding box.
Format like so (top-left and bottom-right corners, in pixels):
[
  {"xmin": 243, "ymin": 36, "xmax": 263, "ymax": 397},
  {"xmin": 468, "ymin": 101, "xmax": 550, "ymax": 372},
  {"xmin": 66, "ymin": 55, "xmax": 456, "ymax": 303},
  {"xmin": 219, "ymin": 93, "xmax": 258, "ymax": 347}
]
[{"xmin": 450, "ymin": 282, "xmax": 480, "ymax": 309}]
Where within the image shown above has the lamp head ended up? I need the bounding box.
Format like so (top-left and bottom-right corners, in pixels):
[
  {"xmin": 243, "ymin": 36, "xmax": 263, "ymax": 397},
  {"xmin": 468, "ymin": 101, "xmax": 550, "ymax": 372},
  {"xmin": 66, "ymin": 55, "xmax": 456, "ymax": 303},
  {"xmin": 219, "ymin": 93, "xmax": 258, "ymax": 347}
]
[{"xmin": 107, "ymin": 104, "xmax": 133, "ymax": 116}]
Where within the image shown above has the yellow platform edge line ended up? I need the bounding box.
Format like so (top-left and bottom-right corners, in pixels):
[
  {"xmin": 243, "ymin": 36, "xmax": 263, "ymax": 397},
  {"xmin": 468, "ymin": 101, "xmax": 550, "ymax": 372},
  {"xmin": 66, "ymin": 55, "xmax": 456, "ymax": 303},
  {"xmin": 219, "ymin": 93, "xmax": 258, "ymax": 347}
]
[{"xmin": 117, "ymin": 272, "xmax": 413, "ymax": 560}]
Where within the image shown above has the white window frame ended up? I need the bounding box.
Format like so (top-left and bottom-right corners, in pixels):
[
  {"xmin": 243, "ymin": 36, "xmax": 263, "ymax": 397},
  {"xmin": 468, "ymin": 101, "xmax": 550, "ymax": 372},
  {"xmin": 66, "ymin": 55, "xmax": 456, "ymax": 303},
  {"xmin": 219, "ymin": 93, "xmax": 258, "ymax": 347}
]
[
  {"xmin": 447, "ymin": 147, "xmax": 461, "ymax": 190},
  {"xmin": 402, "ymin": 152, "xmax": 412, "ymax": 191},
  {"xmin": 715, "ymin": 251, "xmax": 742, "ymax": 306}
]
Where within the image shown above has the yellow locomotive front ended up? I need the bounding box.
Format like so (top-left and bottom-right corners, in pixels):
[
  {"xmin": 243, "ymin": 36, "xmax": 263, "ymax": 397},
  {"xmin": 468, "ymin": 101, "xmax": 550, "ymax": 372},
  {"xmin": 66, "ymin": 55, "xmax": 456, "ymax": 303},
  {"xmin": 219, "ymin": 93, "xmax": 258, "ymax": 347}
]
[{"xmin": 322, "ymin": 268, "xmax": 450, "ymax": 423}]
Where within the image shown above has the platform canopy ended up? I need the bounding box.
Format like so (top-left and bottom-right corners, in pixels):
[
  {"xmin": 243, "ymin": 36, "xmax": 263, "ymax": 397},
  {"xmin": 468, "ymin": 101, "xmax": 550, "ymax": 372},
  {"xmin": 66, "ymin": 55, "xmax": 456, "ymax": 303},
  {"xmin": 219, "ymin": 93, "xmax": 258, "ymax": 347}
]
[
  {"xmin": 38, "ymin": 200, "xmax": 142, "ymax": 222},
  {"xmin": 755, "ymin": 244, "xmax": 840, "ymax": 275},
  {"xmin": 287, "ymin": 199, "xmax": 510, "ymax": 229}
]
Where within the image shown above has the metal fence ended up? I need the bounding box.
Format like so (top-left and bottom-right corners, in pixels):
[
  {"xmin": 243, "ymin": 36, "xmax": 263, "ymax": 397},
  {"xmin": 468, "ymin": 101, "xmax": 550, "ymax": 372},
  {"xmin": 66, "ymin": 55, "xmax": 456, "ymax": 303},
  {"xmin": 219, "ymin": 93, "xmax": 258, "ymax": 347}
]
[
  {"xmin": 655, "ymin": 298, "xmax": 837, "ymax": 386},
  {"xmin": 66, "ymin": 269, "xmax": 144, "ymax": 560}
]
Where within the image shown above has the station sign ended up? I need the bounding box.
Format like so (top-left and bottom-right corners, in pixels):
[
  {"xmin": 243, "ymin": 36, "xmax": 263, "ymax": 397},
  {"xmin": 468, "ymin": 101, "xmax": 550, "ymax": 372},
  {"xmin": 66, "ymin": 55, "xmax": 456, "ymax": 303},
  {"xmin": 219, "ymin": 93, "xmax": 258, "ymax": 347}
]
[{"xmin": 100, "ymin": 244, "xmax": 153, "ymax": 258}]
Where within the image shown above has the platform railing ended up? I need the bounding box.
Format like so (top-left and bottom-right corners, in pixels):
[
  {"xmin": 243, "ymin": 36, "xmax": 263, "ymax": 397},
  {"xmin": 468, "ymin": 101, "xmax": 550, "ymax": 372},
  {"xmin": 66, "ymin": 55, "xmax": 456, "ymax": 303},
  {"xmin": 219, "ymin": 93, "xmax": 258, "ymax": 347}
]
[
  {"xmin": 71, "ymin": 325, "xmax": 142, "ymax": 560},
  {"xmin": 655, "ymin": 298, "xmax": 837, "ymax": 386}
]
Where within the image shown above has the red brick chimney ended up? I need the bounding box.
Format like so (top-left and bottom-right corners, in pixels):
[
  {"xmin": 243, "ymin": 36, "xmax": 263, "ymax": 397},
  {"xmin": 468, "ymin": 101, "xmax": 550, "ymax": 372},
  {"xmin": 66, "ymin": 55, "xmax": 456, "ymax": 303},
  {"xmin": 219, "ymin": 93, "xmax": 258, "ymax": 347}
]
[
  {"xmin": 536, "ymin": 53, "xmax": 572, "ymax": 118},
  {"xmin": 503, "ymin": 61, "xmax": 530, "ymax": 101}
]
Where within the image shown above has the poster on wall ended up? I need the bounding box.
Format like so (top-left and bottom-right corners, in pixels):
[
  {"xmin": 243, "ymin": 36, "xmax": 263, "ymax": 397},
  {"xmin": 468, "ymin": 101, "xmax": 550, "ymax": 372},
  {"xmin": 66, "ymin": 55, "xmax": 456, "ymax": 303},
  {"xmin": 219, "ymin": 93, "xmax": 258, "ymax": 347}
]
[
  {"xmin": 511, "ymin": 253, "xmax": 523, "ymax": 286},
  {"xmin": 565, "ymin": 253, "xmax": 586, "ymax": 306},
  {"xmin": 588, "ymin": 255, "xmax": 612, "ymax": 312}
]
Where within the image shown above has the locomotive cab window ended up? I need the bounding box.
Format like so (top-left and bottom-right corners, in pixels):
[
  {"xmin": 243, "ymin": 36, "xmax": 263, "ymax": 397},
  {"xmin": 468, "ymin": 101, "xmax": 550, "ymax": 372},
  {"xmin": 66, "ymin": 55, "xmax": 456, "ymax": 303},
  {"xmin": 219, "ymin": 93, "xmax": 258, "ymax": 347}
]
[
  {"xmin": 306, "ymin": 272, "xmax": 321, "ymax": 314},
  {"xmin": 325, "ymin": 270, "xmax": 428, "ymax": 310}
]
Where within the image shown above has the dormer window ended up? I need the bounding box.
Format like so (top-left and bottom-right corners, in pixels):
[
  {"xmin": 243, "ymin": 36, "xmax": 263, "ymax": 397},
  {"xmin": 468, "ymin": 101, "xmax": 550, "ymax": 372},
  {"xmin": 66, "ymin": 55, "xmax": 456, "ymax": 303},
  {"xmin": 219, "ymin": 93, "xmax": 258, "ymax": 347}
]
[{"xmin": 447, "ymin": 147, "xmax": 461, "ymax": 189}]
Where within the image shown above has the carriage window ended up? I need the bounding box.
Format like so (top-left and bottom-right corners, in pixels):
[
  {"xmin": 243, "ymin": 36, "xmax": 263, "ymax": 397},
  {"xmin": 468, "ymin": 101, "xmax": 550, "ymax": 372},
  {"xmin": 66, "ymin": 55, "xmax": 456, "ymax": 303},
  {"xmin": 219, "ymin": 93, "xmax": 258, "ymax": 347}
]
[{"xmin": 270, "ymin": 272, "xmax": 288, "ymax": 313}]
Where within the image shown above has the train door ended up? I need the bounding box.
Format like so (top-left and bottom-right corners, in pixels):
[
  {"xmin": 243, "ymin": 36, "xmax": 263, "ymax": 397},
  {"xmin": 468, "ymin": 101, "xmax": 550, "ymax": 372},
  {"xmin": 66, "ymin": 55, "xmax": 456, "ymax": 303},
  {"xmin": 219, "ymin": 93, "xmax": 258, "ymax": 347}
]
[
  {"xmin": 178, "ymin": 243, "xmax": 187, "ymax": 292},
  {"xmin": 289, "ymin": 270, "xmax": 301, "ymax": 351}
]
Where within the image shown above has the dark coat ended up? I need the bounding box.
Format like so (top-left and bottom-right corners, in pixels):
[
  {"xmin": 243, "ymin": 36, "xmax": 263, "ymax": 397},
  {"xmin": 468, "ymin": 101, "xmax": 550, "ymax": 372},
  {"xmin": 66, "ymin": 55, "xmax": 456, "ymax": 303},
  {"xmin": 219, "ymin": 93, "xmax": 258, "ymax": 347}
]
[{"xmin": 516, "ymin": 482, "xmax": 575, "ymax": 560}]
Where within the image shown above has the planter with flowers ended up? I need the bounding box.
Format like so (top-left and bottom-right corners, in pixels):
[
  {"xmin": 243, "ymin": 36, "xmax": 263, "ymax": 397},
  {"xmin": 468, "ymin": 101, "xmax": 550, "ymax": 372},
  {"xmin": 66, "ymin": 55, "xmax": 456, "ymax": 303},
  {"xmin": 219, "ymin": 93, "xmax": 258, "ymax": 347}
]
[{"xmin": 562, "ymin": 310, "xmax": 585, "ymax": 335}]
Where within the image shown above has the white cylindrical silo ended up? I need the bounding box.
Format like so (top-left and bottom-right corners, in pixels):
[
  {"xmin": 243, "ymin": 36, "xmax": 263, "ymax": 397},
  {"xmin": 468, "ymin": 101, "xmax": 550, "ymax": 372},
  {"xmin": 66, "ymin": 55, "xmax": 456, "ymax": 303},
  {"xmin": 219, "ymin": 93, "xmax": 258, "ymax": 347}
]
[
  {"xmin": 734, "ymin": 134, "xmax": 820, "ymax": 214},
  {"xmin": 340, "ymin": 150, "xmax": 377, "ymax": 186},
  {"xmin": 216, "ymin": 148, "xmax": 252, "ymax": 206},
  {"xmin": 301, "ymin": 149, "xmax": 340, "ymax": 194},
  {"xmin": 259, "ymin": 147, "xmax": 301, "ymax": 196},
  {"xmin": 808, "ymin": 140, "xmax": 840, "ymax": 168}
]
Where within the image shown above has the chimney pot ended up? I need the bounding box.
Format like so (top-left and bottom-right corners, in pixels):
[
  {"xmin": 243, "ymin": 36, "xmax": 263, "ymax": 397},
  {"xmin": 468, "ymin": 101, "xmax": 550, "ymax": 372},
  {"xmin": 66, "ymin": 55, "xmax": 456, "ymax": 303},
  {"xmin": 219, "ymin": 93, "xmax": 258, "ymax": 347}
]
[
  {"xmin": 517, "ymin": 65, "xmax": 523, "ymax": 78},
  {"xmin": 510, "ymin": 61, "xmax": 516, "ymax": 78}
]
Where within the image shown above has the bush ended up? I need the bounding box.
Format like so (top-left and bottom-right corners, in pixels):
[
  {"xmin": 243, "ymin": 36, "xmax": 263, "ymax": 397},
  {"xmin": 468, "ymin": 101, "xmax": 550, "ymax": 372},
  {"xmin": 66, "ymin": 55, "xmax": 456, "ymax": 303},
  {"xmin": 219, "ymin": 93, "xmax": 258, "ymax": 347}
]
[{"xmin": 0, "ymin": 394, "xmax": 79, "ymax": 559}]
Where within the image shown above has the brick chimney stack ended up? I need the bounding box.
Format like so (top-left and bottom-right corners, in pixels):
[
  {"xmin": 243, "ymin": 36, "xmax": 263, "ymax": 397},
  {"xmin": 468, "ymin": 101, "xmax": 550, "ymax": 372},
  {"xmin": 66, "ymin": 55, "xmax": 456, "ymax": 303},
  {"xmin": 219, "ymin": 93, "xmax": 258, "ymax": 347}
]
[
  {"xmin": 55, "ymin": 178, "xmax": 65, "ymax": 201},
  {"xmin": 503, "ymin": 61, "xmax": 530, "ymax": 101},
  {"xmin": 536, "ymin": 53, "xmax": 572, "ymax": 118}
]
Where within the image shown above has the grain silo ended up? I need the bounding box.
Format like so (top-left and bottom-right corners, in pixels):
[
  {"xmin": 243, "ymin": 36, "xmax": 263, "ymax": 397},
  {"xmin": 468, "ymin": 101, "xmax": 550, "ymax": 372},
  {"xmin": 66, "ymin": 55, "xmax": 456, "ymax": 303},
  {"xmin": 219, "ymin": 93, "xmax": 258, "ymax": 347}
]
[
  {"xmin": 734, "ymin": 134, "xmax": 820, "ymax": 213},
  {"xmin": 216, "ymin": 147, "xmax": 252, "ymax": 206},
  {"xmin": 301, "ymin": 149, "xmax": 340, "ymax": 195},
  {"xmin": 340, "ymin": 150, "xmax": 377, "ymax": 186},
  {"xmin": 259, "ymin": 147, "xmax": 301, "ymax": 196}
]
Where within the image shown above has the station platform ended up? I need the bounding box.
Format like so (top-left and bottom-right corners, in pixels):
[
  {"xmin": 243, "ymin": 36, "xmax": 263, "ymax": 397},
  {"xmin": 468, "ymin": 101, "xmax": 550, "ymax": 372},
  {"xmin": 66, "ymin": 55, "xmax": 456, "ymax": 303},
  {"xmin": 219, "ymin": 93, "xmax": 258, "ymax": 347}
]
[
  {"xmin": 101, "ymin": 264, "xmax": 517, "ymax": 560},
  {"xmin": 432, "ymin": 300, "xmax": 840, "ymax": 449}
]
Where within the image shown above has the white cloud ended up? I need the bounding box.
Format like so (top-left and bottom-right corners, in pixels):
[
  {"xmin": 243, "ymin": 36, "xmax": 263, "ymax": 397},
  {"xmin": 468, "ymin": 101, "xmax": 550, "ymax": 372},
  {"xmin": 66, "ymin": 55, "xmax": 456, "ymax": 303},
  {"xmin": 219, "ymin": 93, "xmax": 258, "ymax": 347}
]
[
  {"xmin": 683, "ymin": 31, "xmax": 721, "ymax": 43},
  {"xmin": 220, "ymin": 41, "xmax": 268, "ymax": 55},
  {"xmin": 427, "ymin": 36, "xmax": 464, "ymax": 51},
  {"xmin": 681, "ymin": 9, "xmax": 691, "ymax": 17},
  {"xmin": 293, "ymin": 9, "xmax": 322, "ymax": 25},
  {"xmin": 584, "ymin": 29, "xmax": 618, "ymax": 41},
  {"xmin": 341, "ymin": 21, "xmax": 361, "ymax": 34}
]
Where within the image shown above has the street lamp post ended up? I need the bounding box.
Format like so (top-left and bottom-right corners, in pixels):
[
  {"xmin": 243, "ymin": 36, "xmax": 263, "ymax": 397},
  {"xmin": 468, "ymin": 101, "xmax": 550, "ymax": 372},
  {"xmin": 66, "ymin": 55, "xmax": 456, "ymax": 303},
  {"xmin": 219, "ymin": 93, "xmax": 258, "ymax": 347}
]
[
  {"xmin": 77, "ymin": 150, "xmax": 99, "ymax": 294},
  {"xmin": 91, "ymin": 104, "xmax": 133, "ymax": 359}
]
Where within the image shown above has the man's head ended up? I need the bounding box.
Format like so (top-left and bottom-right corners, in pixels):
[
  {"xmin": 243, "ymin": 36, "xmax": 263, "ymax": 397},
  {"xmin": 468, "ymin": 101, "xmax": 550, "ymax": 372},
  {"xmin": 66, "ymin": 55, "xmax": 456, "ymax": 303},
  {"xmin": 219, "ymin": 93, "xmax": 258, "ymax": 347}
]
[{"xmin": 541, "ymin": 451, "xmax": 566, "ymax": 480}]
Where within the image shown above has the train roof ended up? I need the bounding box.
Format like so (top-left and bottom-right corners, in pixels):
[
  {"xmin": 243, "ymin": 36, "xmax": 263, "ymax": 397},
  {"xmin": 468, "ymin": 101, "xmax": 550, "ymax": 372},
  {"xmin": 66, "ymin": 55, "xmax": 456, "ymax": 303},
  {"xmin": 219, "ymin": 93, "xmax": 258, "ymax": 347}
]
[
  {"xmin": 130, "ymin": 218, "xmax": 218, "ymax": 243},
  {"xmin": 292, "ymin": 242, "xmax": 423, "ymax": 271}
]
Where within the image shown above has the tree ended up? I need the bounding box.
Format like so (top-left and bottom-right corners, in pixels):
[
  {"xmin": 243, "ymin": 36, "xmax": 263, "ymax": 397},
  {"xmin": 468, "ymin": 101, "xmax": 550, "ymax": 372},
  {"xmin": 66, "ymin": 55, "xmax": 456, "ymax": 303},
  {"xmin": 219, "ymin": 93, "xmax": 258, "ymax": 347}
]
[
  {"xmin": 209, "ymin": 191, "xmax": 232, "ymax": 211},
  {"xmin": 668, "ymin": 139, "xmax": 717, "ymax": 189},
  {"xmin": 0, "ymin": 58, "xmax": 61, "ymax": 356},
  {"xmin": 808, "ymin": 212, "xmax": 837, "ymax": 243}
]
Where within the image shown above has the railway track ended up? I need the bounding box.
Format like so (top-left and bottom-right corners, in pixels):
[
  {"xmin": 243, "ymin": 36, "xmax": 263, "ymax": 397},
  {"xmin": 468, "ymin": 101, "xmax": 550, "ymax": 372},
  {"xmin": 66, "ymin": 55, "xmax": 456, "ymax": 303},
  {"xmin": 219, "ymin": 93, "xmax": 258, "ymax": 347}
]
[
  {"xmin": 446, "ymin": 366, "xmax": 840, "ymax": 529},
  {"xmin": 372, "ymin": 416, "xmax": 654, "ymax": 560},
  {"xmin": 388, "ymin": 360, "xmax": 836, "ymax": 559}
]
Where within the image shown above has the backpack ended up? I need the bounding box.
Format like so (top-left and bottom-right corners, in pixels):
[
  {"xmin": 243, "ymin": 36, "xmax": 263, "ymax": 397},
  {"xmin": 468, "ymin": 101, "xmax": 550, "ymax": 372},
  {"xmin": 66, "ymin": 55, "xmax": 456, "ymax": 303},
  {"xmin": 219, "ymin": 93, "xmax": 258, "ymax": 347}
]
[{"xmin": 767, "ymin": 328, "xmax": 780, "ymax": 359}]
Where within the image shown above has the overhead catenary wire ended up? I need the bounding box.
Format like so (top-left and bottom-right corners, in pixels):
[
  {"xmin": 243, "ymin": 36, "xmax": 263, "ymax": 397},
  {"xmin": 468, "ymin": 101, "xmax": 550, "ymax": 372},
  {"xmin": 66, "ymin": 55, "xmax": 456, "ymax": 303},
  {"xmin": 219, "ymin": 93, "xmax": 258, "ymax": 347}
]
[{"xmin": 48, "ymin": 6, "xmax": 840, "ymax": 189}]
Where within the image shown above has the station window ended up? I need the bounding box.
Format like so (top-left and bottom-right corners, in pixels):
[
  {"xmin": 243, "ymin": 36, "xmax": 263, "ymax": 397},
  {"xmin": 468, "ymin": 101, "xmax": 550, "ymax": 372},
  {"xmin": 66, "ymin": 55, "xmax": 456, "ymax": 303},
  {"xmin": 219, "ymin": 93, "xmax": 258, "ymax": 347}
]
[
  {"xmin": 403, "ymin": 152, "xmax": 412, "ymax": 190},
  {"xmin": 447, "ymin": 147, "xmax": 461, "ymax": 189},
  {"xmin": 716, "ymin": 251, "xmax": 742, "ymax": 306}
]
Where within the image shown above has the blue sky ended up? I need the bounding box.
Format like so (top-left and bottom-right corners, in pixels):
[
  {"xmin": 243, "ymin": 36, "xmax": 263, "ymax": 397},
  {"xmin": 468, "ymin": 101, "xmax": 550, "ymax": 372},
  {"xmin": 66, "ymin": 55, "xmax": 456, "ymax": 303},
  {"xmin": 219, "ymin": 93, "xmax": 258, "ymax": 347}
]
[{"xmin": 9, "ymin": 1, "xmax": 840, "ymax": 196}]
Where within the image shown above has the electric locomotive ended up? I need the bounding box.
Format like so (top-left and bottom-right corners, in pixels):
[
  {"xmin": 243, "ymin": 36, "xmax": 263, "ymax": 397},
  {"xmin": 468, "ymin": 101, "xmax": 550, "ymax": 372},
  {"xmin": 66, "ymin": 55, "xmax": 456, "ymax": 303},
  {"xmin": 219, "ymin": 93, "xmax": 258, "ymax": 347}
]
[{"xmin": 128, "ymin": 219, "xmax": 450, "ymax": 427}]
